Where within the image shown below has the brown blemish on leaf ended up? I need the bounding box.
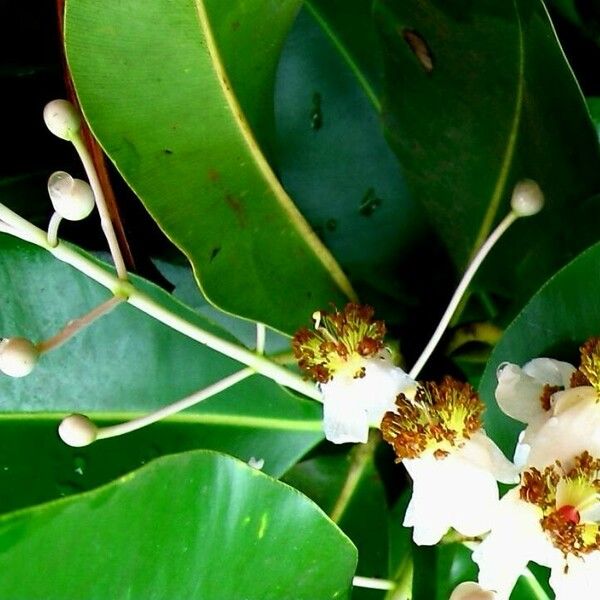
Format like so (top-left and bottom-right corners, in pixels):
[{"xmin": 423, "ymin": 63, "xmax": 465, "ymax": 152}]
[
  {"xmin": 402, "ymin": 29, "xmax": 434, "ymax": 73},
  {"xmin": 225, "ymin": 193, "xmax": 247, "ymax": 228},
  {"xmin": 208, "ymin": 168, "xmax": 220, "ymax": 182}
]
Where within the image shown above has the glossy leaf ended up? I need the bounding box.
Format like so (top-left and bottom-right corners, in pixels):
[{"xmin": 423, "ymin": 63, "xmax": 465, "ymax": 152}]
[
  {"xmin": 283, "ymin": 436, "xmax": 389, "ymax": 599},
  {"xmin": 0, "ymin": 235, "xmax": 323, "ymax": 510},
  {"xmin": 64, "ymin": 0, "xmax": 353, "ymax": 335},
  {"xmin": 0, "ymin": 450, "xmax": 357, "ymax": 599},
  {"xmin": 374, "ymin": 0, "xmax": 600, "ymax": 310},
  {"xmin": 479, "ymin": 240, "xmax": 600, "ymax": 455}
]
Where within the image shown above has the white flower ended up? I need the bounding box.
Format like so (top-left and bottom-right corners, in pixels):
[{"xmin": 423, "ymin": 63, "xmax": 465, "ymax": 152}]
[
  {"xmin": 382, "ymin": 377, "xmax": 517, "ymax": 545},
  {"xmin": 474, "ymin": 453, "xmax": 600, "ymax": 600},
  {"xmin": 320, "ymin": 355, "xmax": 415, "ymax": 443},
  {"xmin": 495, "ymin": 357, "xmax": 576, "ymax": 466},
  {"xmin": 292, "ymin": 303, "xmax": 415, "ymax": 444},
  {"xmin": 450, "ymin": 582, "xmax": 496, "ymax": 600}
]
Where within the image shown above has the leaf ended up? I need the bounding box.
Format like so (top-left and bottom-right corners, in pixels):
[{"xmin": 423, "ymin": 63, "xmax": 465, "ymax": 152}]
[
  {"xmin": 0, "ymin": 450, "xmax": 357, "ymax": 599},
  {"xmin": 64, "ymin": 0, "xmax": 354, "ymax": 335},
  {"xmin": 303, "ymin": 0, "xmax": 383, "ymax": 109},
  {"xmin": 0, "ymin": 235, "xmax": 323, "ymax": 511},
  {"xmin": 283, "ymin": 435, "xmax": 389, "ymax": 599},
  {"xmin": 374, "ymin": 0, "xmax": 600, "ymax": 310},
  {"xmin": 479, "ymin": 240, "xmax": 600, "ymax": 455},
  {"xmin": 275, "ymin": 7, "xmax": 451, "ymax": 337}
]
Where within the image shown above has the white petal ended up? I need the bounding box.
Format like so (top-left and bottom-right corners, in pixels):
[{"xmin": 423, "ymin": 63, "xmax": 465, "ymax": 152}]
[
  {"xmin": 522, "ymin": 358, "xmax": 575, "ymax": 388},
  {"xmin": 403, "ymin": 457, "xmax": 454, "ymax": 545},
  {"xmin": 360, "ymin": 358, "xmax": 415, "ymax": 426},
  {"xmin": 456, "ymin": 432, "xmax": 518, "ymax": 484},
  {"xmin": 321, "ymin": 378, "xmax": 369, "ymax": 444},
  {"xmin": 403, "ymin": 453, "xmax": 500, "ymax": 543},
  {"xmin": 526, "ymin": 387, "xmax": 600, "ymax": 468},
  {"xmin": 550, "ymin": 552, "xmax": 600, "ymax": 600},
  {"xmin": 449, "ymin": 582, "xmax": 497, "ymax": 600},
  {"xmin": 473, "ymin": 489, "xmax": 558, "ymax": 599},
  {"xmin": 495, "ymin": 363, "xmax": 547, "ymax": 424}
]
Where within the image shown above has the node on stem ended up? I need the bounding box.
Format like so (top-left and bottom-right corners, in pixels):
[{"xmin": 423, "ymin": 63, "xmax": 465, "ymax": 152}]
[{"xmin": 0, "ymin": 337, "xmax": 39, "ymax": 377}]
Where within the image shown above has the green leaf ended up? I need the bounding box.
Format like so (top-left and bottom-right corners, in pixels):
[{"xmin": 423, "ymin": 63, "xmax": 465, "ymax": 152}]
[
  {"xmin": 275, "ymin": 7, "xmax": 447, "ymax": 334},
  {"xmin": 0, "ymin": 450, "xmax": 357, "ymax": 599},
  {"xmin": 374, "ymin": 0, "xmax": 600, "ymax": 308},
  {"xmin": 479, "ymin": 240, "xmax": 600, "ymax": 455},
  {"xmin": 64, "ymin": 0, "xmax": 353, "ymax": 335},
  {"xmin": 283, "ymin": 436, "xmax": 389, "ymax": 598},
  {"xmin": 0, "ymin": 235, "xmax": 323, "ymax": 510},
  {"xmin": 303, "ymin": 0, "xmax": 383, "ymax": 109}
]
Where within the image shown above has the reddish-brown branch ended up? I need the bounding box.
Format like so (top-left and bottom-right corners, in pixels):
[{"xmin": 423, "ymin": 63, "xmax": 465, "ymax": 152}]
[{"xmin": 55, "ymin": 0, "xmax": 136, "ymax": 272}]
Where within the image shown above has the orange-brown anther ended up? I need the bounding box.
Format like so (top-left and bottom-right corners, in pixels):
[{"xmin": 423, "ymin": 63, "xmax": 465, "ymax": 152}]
[
  {"xmin": 573, "ymin": 337, "xmax": 600, "ymax": 392},
  {"xmin": 520, "ymin": 452, "xmax": 600, "ymax": 556},
  {"xmin": 540, "ymin": 384, "xmax": 562, "ymax": 411},
  {"xmin": 381, "ymin": 376, "xmax": 484, "ymax": 461},
  {"xmin": 292, "ymin": 303, "xmax": 386, "ymax": 383}
]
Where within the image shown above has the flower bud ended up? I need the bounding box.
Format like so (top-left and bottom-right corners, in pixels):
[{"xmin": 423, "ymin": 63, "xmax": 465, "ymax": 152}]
[
  {"xmin": 0, "ymin": 337, "xmax": 39, "ymax": 377},
  {"xmin": 43, "ymin": 99, "xmax": 82, "ymax": 141},
  {"xmin": 511, "ymin": 179, "xmax": 544, "ymax": 217},
  {"xmin": 48, "ymin": 171, "xmax": 95, "ymax": 221},
  {"xmin": 58, "ymin": 414, "xmax": 98, "ymax": 447}
]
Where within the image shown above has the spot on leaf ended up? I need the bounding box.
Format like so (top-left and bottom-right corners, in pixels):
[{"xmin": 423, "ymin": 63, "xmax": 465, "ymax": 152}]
[{"xmin": 402, "ymin": 29, "xmax": 434, "ymax": 73}]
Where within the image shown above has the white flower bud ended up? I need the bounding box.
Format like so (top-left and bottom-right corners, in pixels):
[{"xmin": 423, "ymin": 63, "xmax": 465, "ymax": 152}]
[
  {"xmin": 58, "ymin": 414, "xmax": 98, "ymax": 447},
  {"xmin": 511, "ymin": 179, "xmax": 544, "ymax": 217},
  {"xmin": 0, "ymin": 337, "xmax": 39, "ymax": 378},
  {"xmin": 48, "ymin": 171, "xmax": 95, "ymax": 221},
  {"xmin": 43, "ymin": 99, "xmax": 82, "ymax": 141},
  {"xmin": 450, "ymin": 582, "xmax": 496, "ymax": 600}
]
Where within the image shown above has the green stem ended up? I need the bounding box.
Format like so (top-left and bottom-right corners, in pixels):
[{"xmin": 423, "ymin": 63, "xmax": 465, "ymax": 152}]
[
  {"xmin": 0, "ymin": 202, "xmax": 321, "ymax": 402},
  {"xmin": 329, "ymin": 432, "xmax": 378, "ymax": 523}
]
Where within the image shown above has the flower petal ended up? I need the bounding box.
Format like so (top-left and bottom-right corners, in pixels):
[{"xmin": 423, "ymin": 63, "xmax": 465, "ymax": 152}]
[
  {"xmin": 550, "ymin": 552, "xmax": 600, "ymax": 600},
  {"xmin": 495, "ymin": 363, "xmax": 546, "ymax": 424},
  {"xmin": 526, "ymin": 387, "xmax": 600, "ymax": 468},
  {"xmin": 456, "ymin": 432, "xmax": 518, "ymax": 484},
  {"xmin": 473, "ymin": 489, "xmax": 558, "ymax": 599},
  {"xmin": 403, "ymin": 453, "xmax": 500, "ymax": 544},
  {"xmin": 522, "ymin": 358, "xmax": 575, "ymax": 388},
  {"xmin": 360, "ymin": 357, "xmax": 415, "ymax": 426},
  {"xmin": 450, "ymin": 582, "xmax": 496, "ymax": 600},
  {"xmin": 321, "ymin": 378, "xmax": 369, "ymax": 444}
]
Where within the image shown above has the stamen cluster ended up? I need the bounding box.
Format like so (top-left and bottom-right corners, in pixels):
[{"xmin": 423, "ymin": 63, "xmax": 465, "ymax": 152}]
[
  {"xmin": 520, "ymin": 452, "xmax": 600, "ymax": 556},
  {"xmin": 292, "ymin": 303, "xmax": 385, "ymax": 383},
  {"xmin": 571, "ymin": 337, "xmax": 600, "ymax": 391},
  {"xmin": 381, "ymin": 376, "xmax": 484, "ymax": 460}
]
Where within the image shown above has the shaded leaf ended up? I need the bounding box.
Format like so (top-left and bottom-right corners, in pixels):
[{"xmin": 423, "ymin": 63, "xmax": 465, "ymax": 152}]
[
  {"xmin": 0, "ymin": 450, "xmax": 357, "ymax": 599},
  {"xmin": 0, "ymin": 235, "xmax": 323, "ymax": 509},
  {"xmin": 374, "ymin": 0, "xmax": 600, "ymax": 315}
]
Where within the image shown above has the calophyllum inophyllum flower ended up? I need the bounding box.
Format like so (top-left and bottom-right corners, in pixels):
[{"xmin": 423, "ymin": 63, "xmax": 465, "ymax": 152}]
[
  {"xmin": 380, "ymin": 377, "xmax": 517, "ymax": 545},
  {"xmin": 292, "ymin": 304, "xmax": 415, "ymax": 444},
  {"xmin": 474, "ymin": 337, "xmax": 600, "ymax": 599},
  {"xmin": 494, "ymin": 338, "xmax": 600, "ymax": 467}
]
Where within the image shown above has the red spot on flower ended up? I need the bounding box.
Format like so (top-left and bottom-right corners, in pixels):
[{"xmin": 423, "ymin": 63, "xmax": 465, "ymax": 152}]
[{"xmin": 557, "ymin": 505, "xmax": 580, "ymax": 525}]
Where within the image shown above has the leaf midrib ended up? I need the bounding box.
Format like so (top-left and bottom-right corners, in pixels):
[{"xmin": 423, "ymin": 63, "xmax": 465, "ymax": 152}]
[
  {"xmin": 468, "ymin": 0, "xmax": 525, "ymax": 261},
  {"xmin": 0, "ymin": 412, "xmax": 323, "ymax": 431}
]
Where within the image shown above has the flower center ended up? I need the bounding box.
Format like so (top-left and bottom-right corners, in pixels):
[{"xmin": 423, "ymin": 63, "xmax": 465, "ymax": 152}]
[
  {"xmin": 292, "ymin": 304, "xmax": 386, "ymax": 383},
  {"xmin": 520, "ymin": 451, "xmax": 600, "ymax": 556},
  {"xmin": 380, "ymin": 376, "xmax": 484, "ymax": 460},
  {"xmin": 556, "ymin": 505, "xmax": 580, "ymax": 525}
]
